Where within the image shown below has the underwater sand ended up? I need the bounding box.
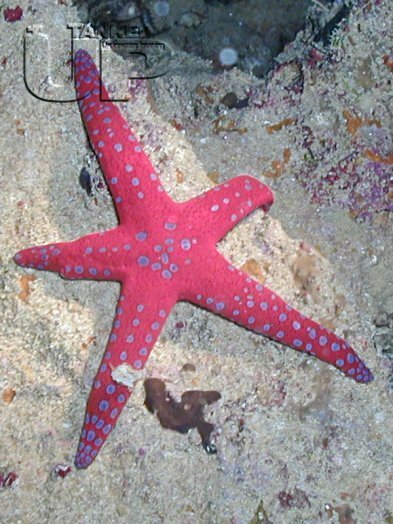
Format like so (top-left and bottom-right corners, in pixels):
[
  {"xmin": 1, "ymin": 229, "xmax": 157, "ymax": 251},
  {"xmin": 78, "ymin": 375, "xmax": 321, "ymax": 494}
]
[{"xmin": 1, "ymin": 1, "xmax": 392, "ymax": 522}]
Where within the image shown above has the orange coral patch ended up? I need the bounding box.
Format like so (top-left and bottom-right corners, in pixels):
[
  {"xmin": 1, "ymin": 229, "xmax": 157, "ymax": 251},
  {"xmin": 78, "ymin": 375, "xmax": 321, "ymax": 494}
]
[
  {"xmin": 342, "ymin": 110, "xmax": 381, "ymax": 136},
  {"xmin": 241, "ymin": 258, "xmax": 266, "ymax": 283},
  {"xmin": 266, "ymin": 118, "xmax": 296, "ymax": 134},
  {"xmin": 17, "ymin": 274, "xmax": 36, "ymax": 302},
  {"xmin": 263, "ymin": 148, "xmax": 291, "ymax": 178},
  {"xmin": 364, "ymin": 149, "xmax": 393, "ymax": 165}
]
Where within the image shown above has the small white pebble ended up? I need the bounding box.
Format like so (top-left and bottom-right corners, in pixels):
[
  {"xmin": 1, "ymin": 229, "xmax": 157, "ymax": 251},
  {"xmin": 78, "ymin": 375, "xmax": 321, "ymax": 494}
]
[{"xmin": 219, "ymin": 47, "xmax": 238, "ymax": 67}]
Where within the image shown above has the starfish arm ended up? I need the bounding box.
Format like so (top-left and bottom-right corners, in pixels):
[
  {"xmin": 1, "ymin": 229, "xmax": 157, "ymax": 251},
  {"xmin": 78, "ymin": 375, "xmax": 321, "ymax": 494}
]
[
  {"xmin": 184, "ymin": 176, "xmax": 274, "ymax": 243},
  {"xmin": 14, "ymin": 228, "xmax": 129, "ymax": 281},
  {"xmin": 74, "ymin": 49, "xmax": 173, "ymax": 225},
  {"xmin": 74, "ymin": 281, "xmax": 177, "ymax": 469},
  {"xmin": 184, "ymin": 252, "xmax": 373, "ymax": 383}
]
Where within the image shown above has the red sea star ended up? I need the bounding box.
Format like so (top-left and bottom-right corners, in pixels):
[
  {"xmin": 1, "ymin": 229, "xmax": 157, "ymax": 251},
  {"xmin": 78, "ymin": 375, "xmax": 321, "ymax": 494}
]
[{"xmin": 14, "ymin": 50, "xmax": 373, "ymax": 469}]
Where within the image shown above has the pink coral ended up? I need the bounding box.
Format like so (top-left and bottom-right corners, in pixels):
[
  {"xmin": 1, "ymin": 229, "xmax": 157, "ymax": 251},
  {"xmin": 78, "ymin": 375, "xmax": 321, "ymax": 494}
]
[{"xmin": 3, "ymin": 6, "xmax": 23, "ymax": 22}]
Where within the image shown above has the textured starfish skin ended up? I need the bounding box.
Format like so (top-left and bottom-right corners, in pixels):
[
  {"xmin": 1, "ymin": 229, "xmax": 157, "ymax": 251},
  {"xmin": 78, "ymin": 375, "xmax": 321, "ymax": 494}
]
[{"xmin": 14, "ymin": 50, "xmax": 373, "ymax": 469}]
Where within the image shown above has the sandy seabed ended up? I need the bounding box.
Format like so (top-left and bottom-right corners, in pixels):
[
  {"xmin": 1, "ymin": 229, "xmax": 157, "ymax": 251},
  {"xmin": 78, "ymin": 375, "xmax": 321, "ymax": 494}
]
[{"xmin": 1, "ymin": 1, "xmax": 392, "ymax": 522}]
